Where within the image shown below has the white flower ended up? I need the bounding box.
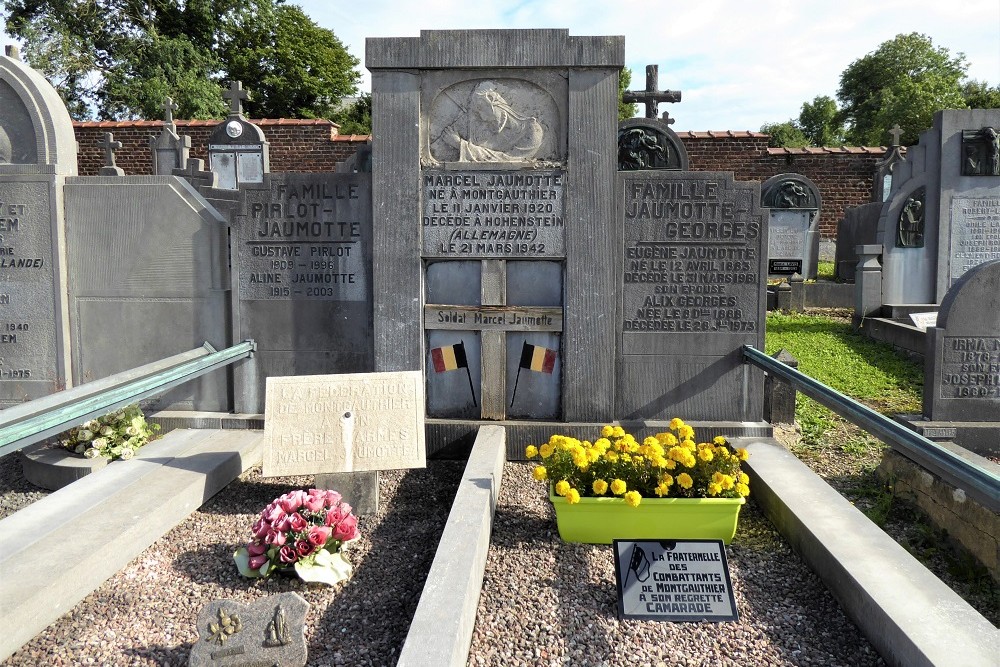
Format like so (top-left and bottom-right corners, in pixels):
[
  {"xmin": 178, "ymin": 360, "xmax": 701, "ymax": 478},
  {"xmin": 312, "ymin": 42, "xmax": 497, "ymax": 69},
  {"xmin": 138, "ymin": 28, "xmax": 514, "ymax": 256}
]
[
  {"xmin": 83, "ymin": 448, "xmax": 100, "ymax": 459},
  {"xmin": 120, "ymin": 448, "xmax": 135, "ymax": 460},
  {"xmin": 74, "ymin": 444, "xmax": 86, "ymax": 454},
  {"xmin": 78, "ymin": 429, "xmax": 93, "ymax": 441},
  {"xmin": 93, "ymin": 437, "xmax": 108, "ymax": 449},
  {"xmin": 125, "ymin": 426, "xmax": 138, "ymax": 437},
  {"xmin": 83, "ymin": 420, "xmax": 98, "ymax": 430},
  {"xmin": 100, "ymin": 426, "xmax": 114, "ymax": 437}
]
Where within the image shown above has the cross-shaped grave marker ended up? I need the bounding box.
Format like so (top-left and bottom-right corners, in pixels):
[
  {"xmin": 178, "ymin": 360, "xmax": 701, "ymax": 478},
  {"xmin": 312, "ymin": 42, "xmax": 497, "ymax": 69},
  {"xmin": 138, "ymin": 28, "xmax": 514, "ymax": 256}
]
[
  {"xmin": 223, "ymin": 80, "xmax": 249, "ymax": 116},
  {"xmin": 623, "ymin": 64, "xmax": 682, "ymax": 119},
  {"xmin": 97, "ymin": 131, "xmax": 124, "ymax": 175},
  {"xmin": 888, "ymin": 124, "xmax": 903, "ymax": 147},
  {"xmin": 162, "ymin": 96, "xmax": 178, "ymax": 127}
]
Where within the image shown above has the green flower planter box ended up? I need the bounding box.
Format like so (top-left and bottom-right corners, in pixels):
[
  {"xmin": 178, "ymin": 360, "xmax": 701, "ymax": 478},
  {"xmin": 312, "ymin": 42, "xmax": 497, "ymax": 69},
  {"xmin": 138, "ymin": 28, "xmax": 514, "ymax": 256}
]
[{"xmin": 549, "ymin": 491, "xmax": 745, "ymax": 545}]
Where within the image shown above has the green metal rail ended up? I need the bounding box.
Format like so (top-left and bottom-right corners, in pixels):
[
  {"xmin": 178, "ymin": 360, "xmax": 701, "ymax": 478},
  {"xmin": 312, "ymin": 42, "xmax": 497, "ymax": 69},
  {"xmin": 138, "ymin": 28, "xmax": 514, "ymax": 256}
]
[
  {"xmin": 743, "ymin": 345, "xmax": 1000, "ymax": 511},
  {"xmin": 0, "ymin": 340, "xmax": 255, "ymax": 458}
]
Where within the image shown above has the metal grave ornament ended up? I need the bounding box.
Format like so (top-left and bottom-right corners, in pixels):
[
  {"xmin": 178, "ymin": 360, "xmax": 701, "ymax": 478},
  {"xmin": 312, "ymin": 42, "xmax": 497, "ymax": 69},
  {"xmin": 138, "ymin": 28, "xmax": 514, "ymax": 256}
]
[{"xmin": 612, "ymin": 539, "xmax": 738, "ymax": 622}]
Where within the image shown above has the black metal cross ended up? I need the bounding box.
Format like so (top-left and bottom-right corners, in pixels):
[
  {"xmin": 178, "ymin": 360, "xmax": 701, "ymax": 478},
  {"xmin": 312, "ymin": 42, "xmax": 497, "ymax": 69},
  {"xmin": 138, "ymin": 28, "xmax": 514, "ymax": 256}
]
[
  {"xmin": 162, "ymin": 96, "xmax": 178, "ymax": 126},
  {"xmin": 223, "ymin": 80, "xmax": 249, "ymax": 116},
  {"xmin": 98, "ymin": 132, "xmax": 122, "ymax": 168},
  {"xmin": 888, "ymin": 124, "xmax": 903, "ymax": 146},
  {"xmin": 623, "ymin": 65, "xmax": 682, "ymax": 119}
]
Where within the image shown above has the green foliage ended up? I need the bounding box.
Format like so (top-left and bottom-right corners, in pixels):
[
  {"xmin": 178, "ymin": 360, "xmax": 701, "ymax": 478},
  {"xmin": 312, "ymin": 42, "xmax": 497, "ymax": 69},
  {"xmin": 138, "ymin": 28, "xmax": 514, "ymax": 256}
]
[
  {"xmin": 619, "ymin": 67, "xmax": 637, "ymax": 121},
  {"xmin": 962, "ymin": 80, "xmax": 1000, "ymax": 109},
  {"xmin": 2, "ymin": 0, "xmax": 361, "ymax": 120},
  {"xmin": 760, "ymin": 120, "xmax": 809, "ymax": 148},
  {"xmin": 815, "ymin": 260, "xmax": 836, "ymax": 281},
  {"xmin": 330, "ymin": 93, "xmax": 372, "ymax": 135},
  {"xmin": 837, "ymin": 33, "xmax": 968, "ymax": 145},
  {"xmin": 798, "ymin": 95, "xmax": 846, "ymax": 146}
]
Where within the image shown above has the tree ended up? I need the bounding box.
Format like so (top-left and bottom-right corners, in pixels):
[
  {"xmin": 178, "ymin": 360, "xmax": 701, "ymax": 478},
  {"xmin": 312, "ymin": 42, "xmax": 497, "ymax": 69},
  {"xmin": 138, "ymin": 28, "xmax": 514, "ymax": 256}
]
[
  {"xmin": 837, "ymin": 33, "xmax": 967, "ymax": 145},
  {"xmin": 619, "ymin": 67, "xmax": 637, "ymax": 121},
  {"xmin": 962, "ymin": 80, "xmax": 1000, "ymax": 109},
  {"xmin": 759, "ymin": 121, "xmax": 809, "ymax": 148},
  {"xmin": 1, "ymin": 0, "xmax": 361, "ymax": 120},
  {"xmin": 798, "ymin": 96, "xmax": 845, "ymax": 146},
  {"xmin": 330, "ymin": 93, "xmax": 372, "ymax": 135}
]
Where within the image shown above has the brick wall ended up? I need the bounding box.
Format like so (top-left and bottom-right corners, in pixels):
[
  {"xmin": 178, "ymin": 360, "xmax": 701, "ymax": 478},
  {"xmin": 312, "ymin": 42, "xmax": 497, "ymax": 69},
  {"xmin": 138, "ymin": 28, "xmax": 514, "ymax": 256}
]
[{"xmin": 72, "ymin": 122, "xmax": 886, "ymax": 238}]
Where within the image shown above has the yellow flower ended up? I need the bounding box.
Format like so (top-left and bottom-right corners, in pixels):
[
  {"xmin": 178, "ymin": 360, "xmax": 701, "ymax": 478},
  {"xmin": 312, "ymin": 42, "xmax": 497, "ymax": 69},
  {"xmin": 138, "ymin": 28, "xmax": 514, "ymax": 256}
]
[
  {"xmin": 587, "ymin": 448, "xmax": 600, "ymax": 463},
  {"xmin": 592, "ymin": 479, "xmax": 609, "ymax": 495},
  {"xmin": 681, "ymin": 452, "xmax": 697, "ymax": 468},
  {"xmin": 539, "ymin": 443, "xmax": 554, "ymax": 458},
  {"xmin": 739, "ymin": 472, "xmax": 750, "ymax": 485},
  {"xmin": 611, "ymin": 426, "xmax": 626, "ymax": 438},
  {"xmin": 565, "ymin": 488, "xmax": 581, "ymax": 504},
  {"xmin": 601, "ymin": 425, "xmax": 614, "ymax": 438},
  {"xmin": 736, "ymin": 483, "xmax": 750, "ymax": 497},
  {"xmin": 594, "ymin": 438, "xmax": 610, "ymax": 453},
  {"xmin": 669, "ymin": 417, "xmax": 684, "ymax": 430},
  {"xmin": 654, "ymin": 483, "xmax": 669, "ymax": 497},
  {"xmin": 525, "ymin": 445, "xmax": 538, "ymax": 459},
  {"xmin": 624, "ymin": 490, "xmax": 642, "ymax": 507},
  {"xmin": 713, "ymin": 435, "xmax": 727, "ymax": 445},
  {"xmin": 610, "ymin": 479, "xmax": 627, "ymax": 495},
  {"xmin": 663, "ymin": 459, "xmax": 676, "ymax": 470},
  {"xmin": 656, "ymin": 432, "xmax": 678, "ymax": 447},
  {"xmin": 677, "ymin": 473, "xmax": 693, "ymax": 489},
  {"xmin": 712, "ymin": 471, "xmax": 727, "ymax": 484},
  {"xmin": 605, "ymin": 450, "xmax": 619, "ymax": 463},
  {"xmin": 555, "ymin": 480, "xmax": 570, "ymax": 496},
  {"xmin": 707, "ymin": 482, "xmax": 722, "ymax": 496},
  {"xmin": 643, "ymin": 436, "xmax": 659, "ymax": 448},
  {"xmin": 697, "ymin": 448, "xmax": 713, "ymax": 462},
  {"xmin": 660, "ymin": 474, "xmax": 674, "ymax": 488},
  {"xmin": 721, "ymin": 474, "xmax": 735, "ymax": 490},
  {"xmin": 678, "ymin": 424, "xmax": 695, "ymax": 440},
  {"xmin": 532, "ymin": 466, "xmax": 547, "ymax": 481},
  {"xmin": 736, "ymin": 448, "xmax": 750, "ymax": 461}
]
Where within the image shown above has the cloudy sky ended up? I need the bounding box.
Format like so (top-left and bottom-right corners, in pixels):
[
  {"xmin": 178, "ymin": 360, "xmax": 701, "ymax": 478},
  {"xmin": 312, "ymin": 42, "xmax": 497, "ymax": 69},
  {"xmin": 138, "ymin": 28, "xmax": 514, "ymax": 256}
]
[
  {"xmin": 2, "ymin": 0, "xmax": 998, "ymax": 133},
  {"xmin": 304, "ymin": 0, "xmax": 1000, "ymax": 133}
]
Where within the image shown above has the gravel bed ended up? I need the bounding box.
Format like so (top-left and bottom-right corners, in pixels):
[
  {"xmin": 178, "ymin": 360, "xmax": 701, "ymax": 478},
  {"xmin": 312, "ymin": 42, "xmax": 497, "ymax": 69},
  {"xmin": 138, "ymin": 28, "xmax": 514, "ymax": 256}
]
[
  {"xmin": 0, "ymin": 451, "xmax": 50, "ymax": 520},
  {"xmin": 2, "ymin": 461, "xmax": 465, "ymax": 667},
  {"xmin": 469, "ymin": 463, "xmax": 885, "ymax": 667}
]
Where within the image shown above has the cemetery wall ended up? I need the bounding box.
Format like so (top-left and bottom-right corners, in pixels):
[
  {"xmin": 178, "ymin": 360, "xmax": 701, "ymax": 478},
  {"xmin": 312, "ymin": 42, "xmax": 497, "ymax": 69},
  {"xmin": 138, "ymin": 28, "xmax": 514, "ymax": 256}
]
[{"xmin": 71, "ymin": 122, "xmax": 885, "ymax": 238}]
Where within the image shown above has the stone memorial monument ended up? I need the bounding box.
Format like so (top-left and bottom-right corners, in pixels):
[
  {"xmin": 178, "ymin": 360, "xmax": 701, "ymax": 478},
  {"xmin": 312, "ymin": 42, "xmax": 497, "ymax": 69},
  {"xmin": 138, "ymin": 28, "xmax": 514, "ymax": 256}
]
[
  {"xmin": 760, "ymin": 173, "xmax": 821, "ymax": 279},
  {"xmin": 150, "ymin": 97, "xmax": 191, "ymax": 175},
  {"xmin": 207, "ymin": 81, "xmax": 270, "ymax": 190},
  {"xmin": 0, "ymin": 45, "xmax": 77, "ymax": 405}
]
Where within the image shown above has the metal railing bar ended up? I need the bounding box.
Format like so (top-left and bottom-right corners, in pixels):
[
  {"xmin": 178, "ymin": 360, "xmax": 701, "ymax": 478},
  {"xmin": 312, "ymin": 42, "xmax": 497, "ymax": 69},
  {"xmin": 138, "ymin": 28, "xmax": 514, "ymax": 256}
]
[
  {"xmin": 743, "ymin": 345, "xmax": 999, "ymax": 509},
  {"xmin": 0, "ymin": 340, "xmax": 255, "ymax": 458}
]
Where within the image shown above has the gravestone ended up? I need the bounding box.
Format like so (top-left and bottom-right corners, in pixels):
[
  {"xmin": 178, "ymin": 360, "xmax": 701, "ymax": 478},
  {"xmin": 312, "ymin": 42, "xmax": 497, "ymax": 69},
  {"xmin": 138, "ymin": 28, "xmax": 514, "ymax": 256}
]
[
  {"xmin": 368, "ymin": 29, "xmax": 623, "ymax": 434},
  {"xmin": 207, "ymin": 81, "xmax": 270, "ymax": 191},
  {"xmin": 921, "ymin": 259, "xmax": 1000, "ymax": 455},
  {"xmin": 150, "ymin": 97, "xmax": 191, "ymax": 175},
  {"xmin": 189, "ymin": 592, "xmax": 309, "ymax": 667},
  {"xmin": 230, "ymin": 172, "xmax": 373, "ymax": 412},
  {"xmin": 760, "ymin": 174, "xmax": 821, "ymax": 279},
  {"xmin": 0, "ymin": 46, "xmax": 77, "ymax": 405},
  {"xmin": 617, "ymin": 172, "xmax": 766, "ymax": 420}
]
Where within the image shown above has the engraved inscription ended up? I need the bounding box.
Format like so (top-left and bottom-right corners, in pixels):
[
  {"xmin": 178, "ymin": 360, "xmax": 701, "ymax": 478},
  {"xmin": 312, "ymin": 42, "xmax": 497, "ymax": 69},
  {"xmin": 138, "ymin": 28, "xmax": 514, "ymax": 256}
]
[
  {"xmin": 949, "ymin": 197, "xmax": 1000, "ymax": 282},
  {"xmin": 239, "ymin": 178, "xmax": 368, "ymax": 300},
  {"xmin": 622, "ymin": 178, "xmax": 761, "ymax": 334},
  {"xmin": 939, "ymin": 336, "xmax": 1000, "ymax": 398},
  {"xmin": 422, "ymin": 170, "xmax": 564, "ymax": 258}
]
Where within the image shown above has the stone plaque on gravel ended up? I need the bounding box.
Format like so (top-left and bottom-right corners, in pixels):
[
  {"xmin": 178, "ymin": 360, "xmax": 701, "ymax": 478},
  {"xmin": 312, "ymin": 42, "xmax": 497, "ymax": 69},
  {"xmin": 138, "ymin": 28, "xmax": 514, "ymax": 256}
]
[
  {"xmin": 190, "ymin": 592, "xmax": 308, "ymax": 667},
  {"xmin": 612, "ymin": 539, "xmax": 738, "ymax": 622},
  {"xmin": 262, "ymin": 371, "xmax": 426, "ymax": 477}
]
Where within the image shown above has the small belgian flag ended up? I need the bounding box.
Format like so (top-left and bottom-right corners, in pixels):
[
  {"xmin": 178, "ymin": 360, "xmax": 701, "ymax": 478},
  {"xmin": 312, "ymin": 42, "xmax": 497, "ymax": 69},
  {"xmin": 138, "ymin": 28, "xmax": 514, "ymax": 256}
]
[
  {"xmin": 519, "ymin": 341, "xmax": 556, "ymax": 374},
  {"xmin": 431, "ymin": 342, "xmax": 468, "ymax": 373}
]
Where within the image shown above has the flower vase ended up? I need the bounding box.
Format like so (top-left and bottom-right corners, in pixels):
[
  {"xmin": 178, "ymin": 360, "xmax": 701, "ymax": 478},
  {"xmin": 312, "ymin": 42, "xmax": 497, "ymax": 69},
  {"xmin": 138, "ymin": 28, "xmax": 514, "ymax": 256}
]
[{"xmin": 549, "ymin": 490, "xmax": 745, "ymax": 545}]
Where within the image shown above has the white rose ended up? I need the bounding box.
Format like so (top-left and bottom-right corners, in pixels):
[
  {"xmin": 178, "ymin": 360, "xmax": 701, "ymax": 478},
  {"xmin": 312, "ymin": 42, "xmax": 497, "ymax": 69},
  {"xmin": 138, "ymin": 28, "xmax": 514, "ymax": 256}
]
[
  {"xmin": 93, "ymin": 437, "xmax": 108, "ymax": 449},
  {"xmin": 120, "ymin": 448, "xmax": 135, "ymax": 460},
  {"xmin": 101, "ymin": 426, "xmax": 114, "ymax": 437},
  {"xmin": 84, "ymin": 448, "xmax": 100, "ymax": 459},
  {"xmin": 79, "ymin": 429, "xmax": 93, "ymax": 441},
  {"xmin": 74, "ymin": 444, "xmax": 86, "ymax": 454}
]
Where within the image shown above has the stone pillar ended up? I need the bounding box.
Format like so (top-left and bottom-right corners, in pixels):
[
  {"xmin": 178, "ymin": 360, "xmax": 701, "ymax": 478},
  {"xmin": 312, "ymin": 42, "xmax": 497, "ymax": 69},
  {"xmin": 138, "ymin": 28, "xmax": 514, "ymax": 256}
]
[
  {"xmin": 764, "ymin": 349, "xmax": 798, "ymax": 424},
  {"xmin": 854, "ymin": 244, "xmax": 884, "ymax": 325}
]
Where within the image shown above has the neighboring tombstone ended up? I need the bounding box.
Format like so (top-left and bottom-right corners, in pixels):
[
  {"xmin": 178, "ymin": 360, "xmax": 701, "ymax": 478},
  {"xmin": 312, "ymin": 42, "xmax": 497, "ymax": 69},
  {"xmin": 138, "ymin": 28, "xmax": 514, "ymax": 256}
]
[
  {"xmin": 617, "ymin": 171, "xmax": 767, "ymax": 420},
  {"xmin": 0, "ymin": 46, "xmax": 77, "ymax": 405},
  {"xmin": 618, "ymin": 118, "xmax": 688, "ymax": 171},
  {"xmin": 207, "ymin": 81, "xmax": 270, "ymax": 190},
  {"xmin": 760, "ymin": 174, "xmax": 821, "ymax": 279},
  {"xmin": 872, "ymin": 124, "xmax": 906, "ymax": 203},
  {"xmin": 876, "ymin": 109, "xmax": 1000, "ymax": 307},
  {"xmin": 97, "ymin": 132, "xmax": 125, "ymax": 176},
  {"xmin": 150, "ymin": 97, "xmax": 191, "ymax": 175},
  {"xmin": 924, "ymin": 259, "xmax": 1000, "ymax": 424},
  {"xmin": 189, "ymin": 592, "xmax": 309, "ymax": 667},
  {"xmin": 230, "ymin": 172, "xmax": 373, "ymax": 413},
  {"xmin": 368, "ymin": 29, "xmax": 623, "ymax": 432}
]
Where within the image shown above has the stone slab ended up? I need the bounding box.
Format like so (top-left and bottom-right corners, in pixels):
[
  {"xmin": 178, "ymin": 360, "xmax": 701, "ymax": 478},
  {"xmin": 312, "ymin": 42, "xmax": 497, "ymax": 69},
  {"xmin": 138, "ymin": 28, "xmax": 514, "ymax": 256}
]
[
  {"xmin": 18, "ymin": 440, "xmax": 108, "ymax": 490},
  {"xmin": 740, "ymin": 436, "xmax": 999, "ymax": 667},
  {"xmin": 314, "ymin": 470, "xmax": 379, "ymax": 515},
  {"xmin": 397, "ymin": 425, "xmax": 505, "ymax": 667},
  {"xmin": 190, "ymin": 592, "xmax": 308, "ymax": 667},
  {"xmin": 262, "ymin": 371, "xmax": 426, "ymax": 477},
  {"xmin": 0, "ymin": 429, "xmax": 264, "ymax": 662}
]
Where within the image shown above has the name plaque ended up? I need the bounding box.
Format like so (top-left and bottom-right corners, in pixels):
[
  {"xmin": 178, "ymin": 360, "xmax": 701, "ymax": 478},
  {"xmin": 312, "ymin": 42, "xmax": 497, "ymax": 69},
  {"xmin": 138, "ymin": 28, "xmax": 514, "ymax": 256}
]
[{"xmin": 421, "ymin": 170, "xmax": 565, "ymax": 258}]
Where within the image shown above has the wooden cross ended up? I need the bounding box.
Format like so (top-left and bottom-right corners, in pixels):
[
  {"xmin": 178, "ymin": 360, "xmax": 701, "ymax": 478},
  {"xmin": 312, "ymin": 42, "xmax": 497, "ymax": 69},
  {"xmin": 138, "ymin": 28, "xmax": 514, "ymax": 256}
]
[
  {"xmin": 623, "ymin": 65, "xmax": 682, "ymax": 119},
  {"xmin": 888, "ymin": 124, "xmax": 903, "ymax": 146},
  {"xmin": 162, "ymin": 96, "xmax": 178, "ymax": 126},
  {"xmin": 223, "ymin": 80, "xmax": 249, "ymax": 115},
  {"xmin": 98, "ymin": 132, "xmax": 122, "ymax": 168}
]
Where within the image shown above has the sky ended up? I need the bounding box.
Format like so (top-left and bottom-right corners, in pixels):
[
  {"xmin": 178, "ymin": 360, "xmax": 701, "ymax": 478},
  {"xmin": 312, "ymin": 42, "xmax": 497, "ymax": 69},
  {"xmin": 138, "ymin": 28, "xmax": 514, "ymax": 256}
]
[{"xmin": 2, "ymin": 0, "xmax": 998, "ymax": 133}]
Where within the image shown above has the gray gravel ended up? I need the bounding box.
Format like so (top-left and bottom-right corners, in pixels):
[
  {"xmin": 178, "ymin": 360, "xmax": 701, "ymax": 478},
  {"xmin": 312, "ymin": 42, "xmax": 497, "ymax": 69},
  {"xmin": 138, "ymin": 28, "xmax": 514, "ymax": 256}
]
[
  {"xmin": 0, "ymin": 452, "xmax": 49, "ymax": 520},
  {"xmin": 468, "ymin": 463, "xmax": 885, "ymax": 667}
]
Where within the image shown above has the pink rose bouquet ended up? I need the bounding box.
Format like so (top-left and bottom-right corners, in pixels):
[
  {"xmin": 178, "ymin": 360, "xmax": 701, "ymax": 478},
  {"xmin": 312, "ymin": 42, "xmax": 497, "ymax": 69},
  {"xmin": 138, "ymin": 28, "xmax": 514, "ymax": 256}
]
[{"xmin": 234, "ymin": 488, "xmax": 360, "ymax": 586}]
